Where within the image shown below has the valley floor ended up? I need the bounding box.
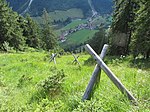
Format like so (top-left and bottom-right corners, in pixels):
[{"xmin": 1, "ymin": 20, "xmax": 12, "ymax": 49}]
[{"xmin": 0, "ymin": 52, "xmax": 149, "ymax": 111}]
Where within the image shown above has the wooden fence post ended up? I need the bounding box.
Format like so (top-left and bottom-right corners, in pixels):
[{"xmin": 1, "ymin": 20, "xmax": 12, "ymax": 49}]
[
  {"xmin": 85, "ymin": 44, "xmax": 137, "ymax": 103},
  {"xmin": 50, "ymin": 53, "xmax": 57, "ymax": 64},
  {"xmin": 72, "ymin": 54, "xmax": 80, "ymax": 65},
  {"xmin": 82, "ymin": 44, "xmax": 109, "ymax": 100}
]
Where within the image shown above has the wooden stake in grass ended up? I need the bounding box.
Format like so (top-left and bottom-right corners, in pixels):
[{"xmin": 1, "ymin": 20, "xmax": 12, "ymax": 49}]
[
  {"xmin": 50, "ymin": 53, "xmax": 57, "ymax": 64},
  {"xmin": 72, "ymin": 54, "xmax": 80, "ymax": 65},
  {"xmin": 82, "ymin": 44, "xmax": 109, "ymax": 100},
  {"xmin": 84, "ymin": 44, "xmax": 137, "ymax": 104}
]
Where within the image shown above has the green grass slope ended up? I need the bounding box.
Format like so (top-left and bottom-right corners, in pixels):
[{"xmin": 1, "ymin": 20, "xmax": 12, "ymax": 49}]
[
  {"xmin": 60, "ymin": 29, "xmax": 99, "ymax": 49},
  {"xmin": 33, "ymin": 8, "xmax": 84, "ymax": 25},
  {"xmin": 55, "ymin": 19, "xmax": 86, "ymax": 36},
  {"xmin": 62, "ymin": 19, "xmax": 86, "ymax": 30},
  {"xmin": 49, "ymin": 8, "xmax": 84, "ymax": 21},
  {"xmin": 0, "ymin": 52, "xmax": 149, "ymax": 111}
]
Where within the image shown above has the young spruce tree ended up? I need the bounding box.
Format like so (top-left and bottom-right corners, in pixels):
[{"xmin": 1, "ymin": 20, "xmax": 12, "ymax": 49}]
[
  {"xmin": 110, "ymin": 0, "xmax": 136, "ymax": 55},
  {"xmin": 131, "ymin": 0, "xmax": 150, "ymax": 58},
  {"xmin": 23, "ymin": 14, "xmax": 41, "ymax": 48},
  {"xmin": 0, "ymin": 0, "xmax": 25, "ymax": 51},
  {"xmin": 41, "ymin": 9, "xmax": 57, "ymax": 50}
]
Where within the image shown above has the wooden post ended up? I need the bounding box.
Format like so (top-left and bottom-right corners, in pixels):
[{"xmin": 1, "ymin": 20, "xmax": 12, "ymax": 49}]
[
  {"xmin": 82, "ymin": 44, "xmax": 109, "ymax": 100},
  {"xmin": 72, "ymin": 54, "xmax": 80, "ymax": 65},
  {"xmin": 85, "ymin": 44, "xmax": 137, "ymax": 103},
  {"xmin": 50, "ymin": 53, "xmax": 57, "ymax": 64}
]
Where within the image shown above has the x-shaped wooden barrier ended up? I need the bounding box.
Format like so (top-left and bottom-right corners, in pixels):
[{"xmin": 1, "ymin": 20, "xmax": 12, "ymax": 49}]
[
  {"xmin": 72, "ymin": 54, "xmax": 80, "ymax": 65},
  {"xmin": 50, "ymin": 53, "xmax": 57, "ymax": 64},
  {"xmin": 82, "ymin": 44, "xmax": 137, "ymax": 104},
  {"xmin": 82, "ymin": 44, "xmax": 109, "ymax": 100}
]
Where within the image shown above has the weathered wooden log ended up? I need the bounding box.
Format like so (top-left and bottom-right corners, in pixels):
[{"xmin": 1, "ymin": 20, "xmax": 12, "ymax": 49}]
[
  {"xmin": 85, "ymin": 44, "xmax": 137, "ymax": 103},
  {"xmin": 82, "ymin": 44, "xmax": 109, "ymax": 100},
  {"xmin": 50, "ymin": 53, "xmax": 57, "ymax": 64},
  {"xmin": 72, "ymin": 54, "xmax": 80, "ymax": 65}
]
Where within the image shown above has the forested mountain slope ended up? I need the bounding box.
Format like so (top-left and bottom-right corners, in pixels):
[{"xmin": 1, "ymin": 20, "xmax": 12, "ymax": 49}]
[
  {"xmin": 93, "ymin": 0, "xmax": 112, "ymax": 14},
  {"xmin": 7, "ymin": 0, "xmax": 113, "ymax": 17}
]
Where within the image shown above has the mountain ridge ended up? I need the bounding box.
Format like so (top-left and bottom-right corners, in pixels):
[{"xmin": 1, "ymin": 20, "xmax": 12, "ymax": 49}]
[{"xmin": 7, "ymin": 0, "xmax": 113, "ymax": 17}]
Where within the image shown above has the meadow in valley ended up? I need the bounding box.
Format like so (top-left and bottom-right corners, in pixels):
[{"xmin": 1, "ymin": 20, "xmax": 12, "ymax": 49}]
[{"xmin": 0, "ymin": 51, "xmax": 149, "ymax": 112}]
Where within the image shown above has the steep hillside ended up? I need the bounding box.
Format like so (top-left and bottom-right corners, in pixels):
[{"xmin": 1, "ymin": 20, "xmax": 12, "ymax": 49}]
[
  {"xmin": 7, "ymin": 0, "xmax": 91, "ymax": 17},
  {"xmin": 0, "ymin": 52, "xmax": 149, "ymax": 111},
  {"xmin": 93, "ymin": 0, "xmax": 113, "ymax": 14},
  {"xmin": 7, "ymin": 0, "xmax": 113, "ymax": 17}
]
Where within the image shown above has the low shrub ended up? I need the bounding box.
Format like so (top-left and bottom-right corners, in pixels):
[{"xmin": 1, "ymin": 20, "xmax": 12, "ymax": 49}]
[
  {"xmin": 17, "ymin": 75, "xmax": 32, "ymax": 87},
  {"xmin": 36, "ymin": 68, "xmax": 65, "ymax": 97}
]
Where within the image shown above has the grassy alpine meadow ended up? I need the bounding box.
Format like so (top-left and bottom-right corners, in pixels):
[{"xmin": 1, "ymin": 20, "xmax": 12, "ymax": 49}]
[
  {"xmin": 0, "ymin": 51, "xmax": 149, "ymax": 112},
  {"xmin": 33, "ymin": 8, "xmax": 84, "ymax": 25},
  {"xmin": 55, "ymin": 19, "xmax": 86, "ymax": 36},
  {"xmin": 62, "ymin": 19, "xmax": 86, "ymax": 31},
  {"xmin": 60, "ymin": 29, "xmax": 99, "ymax": 49}
]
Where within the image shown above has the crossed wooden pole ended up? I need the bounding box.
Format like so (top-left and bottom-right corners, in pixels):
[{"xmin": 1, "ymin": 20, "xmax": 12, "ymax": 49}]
[
  {"xmin": 50, "ymin": 53, "xmax": 57, "ymax": 64},
  {"xmin": 82, "ymin": 44, "xmax": 109, "ymax": 100},
  {"xmin": 82, "ymin": 44, "xmax": 137, "ymax": 104},
  {"xmin": 72, "ymin": 53, "xmax": 80, "ymax": 65}
]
